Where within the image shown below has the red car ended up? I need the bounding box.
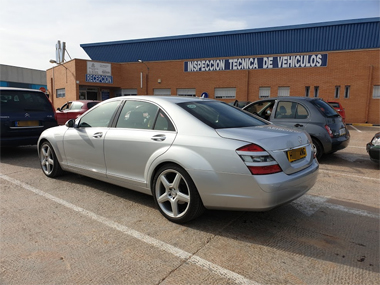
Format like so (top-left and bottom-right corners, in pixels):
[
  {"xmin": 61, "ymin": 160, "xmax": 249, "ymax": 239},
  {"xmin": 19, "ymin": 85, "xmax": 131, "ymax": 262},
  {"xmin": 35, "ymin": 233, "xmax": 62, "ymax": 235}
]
[
  {"xmin": 328, "ymin": 101, "xmax": 346, "ymax": 123},
  {"xmin": 56, "ymin": 100, "xmax": 100, "ymax": 125}
]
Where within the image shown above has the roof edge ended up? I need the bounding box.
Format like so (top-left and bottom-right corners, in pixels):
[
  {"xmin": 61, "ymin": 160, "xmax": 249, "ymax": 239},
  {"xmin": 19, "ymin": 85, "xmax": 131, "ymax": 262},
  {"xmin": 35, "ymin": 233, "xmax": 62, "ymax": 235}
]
[{"xmin": 80, "ymin": 17, "xmax": 380, "ymax": 48}]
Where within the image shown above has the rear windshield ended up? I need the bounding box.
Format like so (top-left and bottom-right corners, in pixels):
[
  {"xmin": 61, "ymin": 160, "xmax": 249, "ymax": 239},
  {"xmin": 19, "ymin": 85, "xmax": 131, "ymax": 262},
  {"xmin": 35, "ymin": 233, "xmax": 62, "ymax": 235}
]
[
  {"xmin": 311, "ymin": 99, "xmax": 339, "ymax": 117},
  {"xmin": 178, "ymin": 101, "xmax": 267, "ymax": 129},
  {"xmin": 87, "ymin": 102, "xmax": 100, "ymax": 109},
  {"xmin": 328, "ymin": 102, "xmax": 339, "ymax": 108},
  {"xmin": 0, "ymin": 90, "xmax": 53, "ymax": 113}
]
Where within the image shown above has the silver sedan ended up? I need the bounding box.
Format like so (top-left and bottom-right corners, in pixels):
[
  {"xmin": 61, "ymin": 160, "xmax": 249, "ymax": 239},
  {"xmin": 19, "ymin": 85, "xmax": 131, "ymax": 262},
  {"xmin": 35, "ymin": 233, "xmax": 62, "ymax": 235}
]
[{"xmin": 38, "ymin": 96, "xmax": 319, "ymax": 223}]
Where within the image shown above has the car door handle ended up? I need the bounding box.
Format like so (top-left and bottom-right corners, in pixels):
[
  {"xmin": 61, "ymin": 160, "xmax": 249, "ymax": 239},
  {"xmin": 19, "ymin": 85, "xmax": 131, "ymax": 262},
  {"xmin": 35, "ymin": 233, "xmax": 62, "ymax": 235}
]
[
  {"xmin": 151, "ymin": 134, "xmax": 166, "ymax": 141},
  {"xmin": 93, "ymin": 132, "xmax": 103, "ymax": 139},
  {"xmin": 294, "ymin": 124, "xmax": 303, "ymax": 127}
]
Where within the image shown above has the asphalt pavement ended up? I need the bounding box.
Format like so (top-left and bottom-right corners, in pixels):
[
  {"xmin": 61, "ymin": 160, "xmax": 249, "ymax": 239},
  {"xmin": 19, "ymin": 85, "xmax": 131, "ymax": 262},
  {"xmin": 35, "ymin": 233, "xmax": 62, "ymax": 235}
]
[{"xmin": 0, "ymin": 125, "xmax": 379, "ymax": 284}]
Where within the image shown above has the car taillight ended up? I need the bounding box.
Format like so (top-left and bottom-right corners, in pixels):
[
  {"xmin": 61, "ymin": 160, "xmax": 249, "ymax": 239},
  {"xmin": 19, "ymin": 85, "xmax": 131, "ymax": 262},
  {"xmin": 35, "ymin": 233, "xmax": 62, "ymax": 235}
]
[
  {"xmin": 325, "ymin": 125, "xmax": 333, "ymax": 138},
  {"xmin": 236, "ymin": 144, "xmax": 282, "ymax": 175}
]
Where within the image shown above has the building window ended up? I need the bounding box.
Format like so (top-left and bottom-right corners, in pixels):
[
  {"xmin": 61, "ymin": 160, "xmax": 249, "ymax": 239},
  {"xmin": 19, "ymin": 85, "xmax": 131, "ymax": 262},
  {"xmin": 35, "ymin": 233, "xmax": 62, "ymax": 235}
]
[
  {"xmin": 215, "ymin": 87, "xmax": 236, "ymax": 99},
  {"xmin": 177, "ymin": 88, "xmax": 196, "ymax": 97},
  {"xmin": 259, "ymin": 87, "xmax": 270, "ymax": 98},
  {"xmin": 278, "ymin": 87, "xmax": 290, "ymax": 97},
  {"xmin": 344, "ymin": 85, "xmax": 350, "ymax": 98},
  {"xmin": 153, "ymin": 88, "xmax": 171, "ymax": 96},
  {"xmin": 335, "ymin": 86, "xmax": 340, "ymax": 99},
  {"xmin": 314, "ymin": 86, "xmax": 319, "ymax": 98},
  {"xmin": 373, "ymin": 85, "xmax": 380, "ymax": 99},
  {"xmin": 56, "ymin": 88, "xmax": 65, "ymax": 98},
  {"xmin": 305, "ymin": 86, "xmax": 310, "ymax": 97}
]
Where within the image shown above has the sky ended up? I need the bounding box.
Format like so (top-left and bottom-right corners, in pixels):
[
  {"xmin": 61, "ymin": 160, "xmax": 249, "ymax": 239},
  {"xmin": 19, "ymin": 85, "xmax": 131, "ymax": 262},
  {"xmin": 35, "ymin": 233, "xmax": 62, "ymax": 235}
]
[{"xmin": 0, "ymin": 0, "xmax": 379, "ymax": 71}]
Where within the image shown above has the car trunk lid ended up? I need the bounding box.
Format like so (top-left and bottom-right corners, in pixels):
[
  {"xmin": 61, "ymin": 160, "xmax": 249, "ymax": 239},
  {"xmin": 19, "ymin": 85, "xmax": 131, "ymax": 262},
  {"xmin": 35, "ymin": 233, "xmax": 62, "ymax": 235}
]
[{"xmin": 216, "ymin": 125, "xmax": 315, "ymax": 175}]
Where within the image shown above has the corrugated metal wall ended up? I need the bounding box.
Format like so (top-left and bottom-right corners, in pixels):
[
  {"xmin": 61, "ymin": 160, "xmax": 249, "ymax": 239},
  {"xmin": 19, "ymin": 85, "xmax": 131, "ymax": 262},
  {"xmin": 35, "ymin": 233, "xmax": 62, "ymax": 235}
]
[{"xmin": 81, "ymin": 18, "xmax": 380, "ymax": 63}]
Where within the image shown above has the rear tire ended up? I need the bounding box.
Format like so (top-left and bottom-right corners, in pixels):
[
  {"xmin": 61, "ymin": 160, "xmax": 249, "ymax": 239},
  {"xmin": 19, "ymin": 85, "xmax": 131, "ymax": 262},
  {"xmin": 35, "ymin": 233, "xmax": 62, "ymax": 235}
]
[
  {"xmin": 152, "ymin": 164, "xmax": 205, "ymax": 223},
  {"xmin": 40, "ymin": 141, "xmax": 64, "ymax": 178},
  {"xmin": 312, "ymin": 138, "xmax": 323, "ymax": 160}
]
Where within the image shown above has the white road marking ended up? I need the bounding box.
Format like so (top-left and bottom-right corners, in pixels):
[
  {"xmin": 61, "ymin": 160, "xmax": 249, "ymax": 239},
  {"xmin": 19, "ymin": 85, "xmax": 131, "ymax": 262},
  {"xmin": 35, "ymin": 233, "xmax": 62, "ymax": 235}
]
[
  {"xmin": 347, "ymin": 146, "xmax": 366, "ymax": 149},
  {"xmin": 349, "ymin": 125, "xmax": 362, "ymax": 132},
  {"xmin": 292, "ymin": 195, "xmax": 379, "ymax": 219},
  {"xmin": 319, "ymin": 169, "xmax": 380, "ymax": 181},
  {"xmin": 0, "ymin": 174, "xmax": 259, "ymax": 285}
]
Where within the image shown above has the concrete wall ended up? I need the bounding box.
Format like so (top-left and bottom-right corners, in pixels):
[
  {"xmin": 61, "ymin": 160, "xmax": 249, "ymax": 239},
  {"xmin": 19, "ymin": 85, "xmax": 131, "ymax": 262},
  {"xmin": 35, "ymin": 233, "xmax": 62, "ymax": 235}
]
[{"xmin": 0, "ymin": 64, "xmax": 46, "ymax": 85}]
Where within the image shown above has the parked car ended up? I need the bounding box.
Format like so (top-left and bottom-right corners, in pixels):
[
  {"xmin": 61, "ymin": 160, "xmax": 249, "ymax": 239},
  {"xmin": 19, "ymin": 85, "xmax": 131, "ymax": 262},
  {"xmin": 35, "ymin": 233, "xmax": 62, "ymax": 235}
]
[
  {"xmin": 366, "ymin": 132, "xmax": 380, "ymax": 164},
  {"xmin": 243, "ymin": 97, "xmax": 350, "ymax": 160},
  {"xmin": 228, "ymin": 100, "xmax": 251, "ymax": 108},
  {"xmin": 328, "ymin": 101, "xmax": 346, "ymax": 123},
  {"xmin": 38, "ymin": 96, "xmax": 319, "ymax": 223},
  {"xmin": 0, "ymin": 87, "xmax": 57, "ymax": 146},
  {"xmin": 56, "ymin": 100, "xmax": 100, "ymax": 125}
]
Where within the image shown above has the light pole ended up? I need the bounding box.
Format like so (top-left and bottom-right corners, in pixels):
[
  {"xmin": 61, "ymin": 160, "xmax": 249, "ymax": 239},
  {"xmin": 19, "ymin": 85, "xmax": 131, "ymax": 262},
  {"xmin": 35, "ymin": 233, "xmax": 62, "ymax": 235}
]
[{"xmin": 138, "ymin": 59, "xmax": 149, "ymax": 94}]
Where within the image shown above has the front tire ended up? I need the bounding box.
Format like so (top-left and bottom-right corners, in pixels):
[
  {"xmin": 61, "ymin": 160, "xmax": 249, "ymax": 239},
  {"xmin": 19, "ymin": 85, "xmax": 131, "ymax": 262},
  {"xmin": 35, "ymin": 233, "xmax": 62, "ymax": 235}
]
[
  {"xmin": 152, "ymin": 164, "xmax": 205, "ymax": 223},
  {"xmin": 40, "ymin": 141, "xmax": 64, "ymax": 178}
]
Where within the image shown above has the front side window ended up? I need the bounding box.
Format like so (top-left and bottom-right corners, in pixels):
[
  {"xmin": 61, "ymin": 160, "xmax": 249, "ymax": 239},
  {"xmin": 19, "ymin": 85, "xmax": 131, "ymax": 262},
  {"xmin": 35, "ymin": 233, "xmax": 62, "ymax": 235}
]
[
  {"xmin": 79, "ymin": 101, "xmax": 120, "ymax": 128},
  {"xmin": 178, "ymin": 101, "xmax": 266, "ymax": 129},
  {"xmin": 116, "ymin": 101, "xmax": 159, "ymax": 129},
  {"xmin": 244, "ymin": 100, "xmax": 274, "ymax": 120},
  {"xmin": 70, "ymin": 102, "xmax": 84, "ymax": 110}
]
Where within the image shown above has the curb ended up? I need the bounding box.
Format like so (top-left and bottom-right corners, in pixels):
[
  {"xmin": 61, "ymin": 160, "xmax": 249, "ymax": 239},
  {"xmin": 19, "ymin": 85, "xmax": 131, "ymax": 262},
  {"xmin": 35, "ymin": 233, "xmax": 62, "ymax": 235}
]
[{"xmin": 351, "ymin": 123, "xmax": 375, "ymax": 127}]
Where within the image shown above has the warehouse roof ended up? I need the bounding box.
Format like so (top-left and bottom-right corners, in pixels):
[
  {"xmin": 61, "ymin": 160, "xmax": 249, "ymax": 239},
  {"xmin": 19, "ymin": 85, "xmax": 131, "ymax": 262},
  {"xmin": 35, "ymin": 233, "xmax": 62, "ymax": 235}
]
[{"xmin": 81, "ymin": 17, "xmax": 380, "ymax": 63}]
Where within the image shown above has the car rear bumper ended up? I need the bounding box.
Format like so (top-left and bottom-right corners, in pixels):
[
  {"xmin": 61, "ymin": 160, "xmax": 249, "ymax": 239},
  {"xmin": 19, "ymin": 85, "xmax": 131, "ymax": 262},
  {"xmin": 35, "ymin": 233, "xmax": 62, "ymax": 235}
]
[
  {"xmin": 1, "ymin": 136, "xmax": 40, "ymax": 146},
  {"xmin": 190, "ymin": 158, "xmax": 319, "ymax": 211},
  {"xmin": 330, "ymin": 135, "xmax": 350, "ymax": 153}
]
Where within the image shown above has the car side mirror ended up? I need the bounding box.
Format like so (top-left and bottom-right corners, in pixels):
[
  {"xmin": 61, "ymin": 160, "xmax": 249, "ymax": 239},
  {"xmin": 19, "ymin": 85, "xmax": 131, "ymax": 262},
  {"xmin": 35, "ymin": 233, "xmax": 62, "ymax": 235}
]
[
  {"xmin": 57, "ymin": 107, "xmax": 61, "ymax": 111},
  {"xmin": 65, "ymin": 119, "xmax": 75, "ymax": 128}
]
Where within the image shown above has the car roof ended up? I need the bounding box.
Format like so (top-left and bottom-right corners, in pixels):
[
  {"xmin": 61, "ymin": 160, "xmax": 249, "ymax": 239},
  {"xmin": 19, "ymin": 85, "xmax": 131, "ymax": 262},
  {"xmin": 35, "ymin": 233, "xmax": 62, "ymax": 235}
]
[
  {"xmin": 68, "ymin": 100, "xmax": 100, "ymax": 103},
  {"xmin": 105, "ymin": 95, "xmax": 215, "ymax": 104},
  {"xmin": 0, "ymin": 87, "xmax": 45, "ymax": 93}
]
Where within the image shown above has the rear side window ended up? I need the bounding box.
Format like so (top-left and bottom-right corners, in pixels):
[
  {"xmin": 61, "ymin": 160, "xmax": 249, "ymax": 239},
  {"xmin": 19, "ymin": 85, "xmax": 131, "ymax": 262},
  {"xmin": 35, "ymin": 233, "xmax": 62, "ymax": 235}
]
[
  {"xmin": 178, "ymin": 101, "xmax": 267, "ymax": 129},
  {"xmin": 0, "ymin": 90, "xmax": 53, "ymax": 112},
  {"xmin": 311, "ymin": 99, "xmax": 339, "ymax": 117},
  {"xmin": 275, "ymin": 101, "xmax": 309, "ymax": 119}
]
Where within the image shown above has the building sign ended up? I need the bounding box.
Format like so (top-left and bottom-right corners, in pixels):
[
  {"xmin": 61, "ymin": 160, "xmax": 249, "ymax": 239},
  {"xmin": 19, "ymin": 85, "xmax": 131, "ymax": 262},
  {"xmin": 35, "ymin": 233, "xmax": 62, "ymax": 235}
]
[
  {"xmin": 87, "ymin": 62, "xmax": 112, "ymax": 75},
  {"xmin": 86, "ymin": 74, "xmax": 113, "ymax": 84},
  {"xmin": 85, "ymin": 61, "xmax": 113, "ymax": 84},
  {"xmin": 184, "ymin": 53, "xmax": 328, "ymax": 72}
]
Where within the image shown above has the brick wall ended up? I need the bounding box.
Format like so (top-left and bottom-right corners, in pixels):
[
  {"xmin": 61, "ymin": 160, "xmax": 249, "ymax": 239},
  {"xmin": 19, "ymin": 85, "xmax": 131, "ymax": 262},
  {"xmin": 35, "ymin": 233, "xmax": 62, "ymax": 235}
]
[{"xmin": 46, "ymin": 49, "xmax": 380, "ymax": 124}]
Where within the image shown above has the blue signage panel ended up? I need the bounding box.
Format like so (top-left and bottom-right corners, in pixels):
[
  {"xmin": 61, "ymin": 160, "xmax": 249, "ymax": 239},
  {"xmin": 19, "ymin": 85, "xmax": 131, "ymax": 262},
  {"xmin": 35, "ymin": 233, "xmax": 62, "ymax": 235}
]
[
  {"xmin": 184, "ymin": 54, "xmax": 328, "ymax": 72},
  {"xmin": 85, "ymin": 74, "xmax": 113, "ymax": 84}
]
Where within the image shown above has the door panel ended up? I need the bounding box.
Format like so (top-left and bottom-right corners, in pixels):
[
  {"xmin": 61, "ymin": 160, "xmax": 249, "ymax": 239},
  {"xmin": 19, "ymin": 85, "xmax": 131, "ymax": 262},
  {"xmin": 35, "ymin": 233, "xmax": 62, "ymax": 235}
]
[
  {"xmin": 63, "ymin": 127, "xmax": 108, "ymax": 177},
  {"xmin": 104, "ymin": 129, "xmax": 176, "ymax": 185}
]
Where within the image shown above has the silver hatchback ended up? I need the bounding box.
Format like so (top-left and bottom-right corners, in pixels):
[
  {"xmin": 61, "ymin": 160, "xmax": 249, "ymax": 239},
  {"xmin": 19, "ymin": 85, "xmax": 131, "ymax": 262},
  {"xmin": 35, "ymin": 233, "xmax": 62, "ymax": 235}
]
[{"xmin": 38, "ymin": 96, "xmax": 319, "ymax": 223}]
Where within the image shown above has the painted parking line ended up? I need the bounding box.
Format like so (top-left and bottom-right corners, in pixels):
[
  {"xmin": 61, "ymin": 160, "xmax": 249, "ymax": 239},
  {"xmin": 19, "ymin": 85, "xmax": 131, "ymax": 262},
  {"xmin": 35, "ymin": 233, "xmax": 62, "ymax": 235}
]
[
  {"xmin": 0, "ymin": 174, "xmax": 259, "ymax": 285},
  {"xmin": 319, "ymin": 169, "xmax": 380, "ymax": 181},
  {"xmin": 349, "ymin": 125, "xmax": 362, "ymax": 132},
  {"xmin": 292, "ymin": 195, "xmax": 380, "ymax": 218}
]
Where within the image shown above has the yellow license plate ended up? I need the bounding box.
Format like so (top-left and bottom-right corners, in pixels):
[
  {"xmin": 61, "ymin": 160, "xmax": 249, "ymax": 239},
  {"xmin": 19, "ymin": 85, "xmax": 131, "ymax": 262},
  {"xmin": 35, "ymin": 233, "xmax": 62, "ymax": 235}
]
[
  {"xmin": 16, "ymin": 120, "xmax": 39, "ymax": 127},
  {"xmin": 287, "ymin": 147, "xmax": 307, "ymax": 162}
]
